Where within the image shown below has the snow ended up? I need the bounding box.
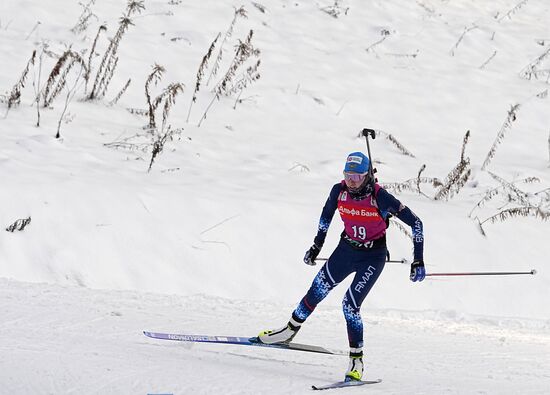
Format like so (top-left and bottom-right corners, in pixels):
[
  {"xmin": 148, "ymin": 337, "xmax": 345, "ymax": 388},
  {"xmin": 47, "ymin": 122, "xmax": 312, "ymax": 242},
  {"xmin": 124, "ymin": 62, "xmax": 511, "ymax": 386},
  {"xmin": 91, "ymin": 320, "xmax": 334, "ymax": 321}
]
[
  {"xmin": 2, "ymin": 278, "xmax": 549, "ymax": 394},
  {"xmin": 1, "ymin": 0, "xmax": 549, "ymax": 393}
]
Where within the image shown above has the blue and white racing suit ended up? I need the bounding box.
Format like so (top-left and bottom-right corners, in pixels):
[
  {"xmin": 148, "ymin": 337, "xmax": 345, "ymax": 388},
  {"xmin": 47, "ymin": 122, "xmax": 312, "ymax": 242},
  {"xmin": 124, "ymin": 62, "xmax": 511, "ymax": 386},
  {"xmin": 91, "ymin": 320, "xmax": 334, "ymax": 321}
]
[{"xmin": 292, "ymin": 182, "xmax": 424, "ymax": 348}]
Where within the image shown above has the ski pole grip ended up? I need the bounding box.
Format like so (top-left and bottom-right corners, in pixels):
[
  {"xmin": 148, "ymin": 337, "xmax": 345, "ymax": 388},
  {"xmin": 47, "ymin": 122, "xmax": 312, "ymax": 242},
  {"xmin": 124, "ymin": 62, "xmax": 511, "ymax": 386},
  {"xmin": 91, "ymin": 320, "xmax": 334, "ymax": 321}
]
[{"xmin": 362, "ymin": 128, "xmax": 376, "ymax": 139}]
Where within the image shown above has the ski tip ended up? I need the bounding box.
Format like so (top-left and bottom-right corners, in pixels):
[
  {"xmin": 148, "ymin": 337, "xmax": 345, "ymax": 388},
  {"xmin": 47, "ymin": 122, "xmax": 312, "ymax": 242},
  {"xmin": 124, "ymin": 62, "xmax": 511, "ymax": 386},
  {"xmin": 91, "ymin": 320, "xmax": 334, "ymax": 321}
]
[
  {"xmin": 344, "ymin": 378, "xmax": 382, "ymax": 385},
  {"xmin": 371, "ymin": 378, "xmax": 383, "ymax": 384}
]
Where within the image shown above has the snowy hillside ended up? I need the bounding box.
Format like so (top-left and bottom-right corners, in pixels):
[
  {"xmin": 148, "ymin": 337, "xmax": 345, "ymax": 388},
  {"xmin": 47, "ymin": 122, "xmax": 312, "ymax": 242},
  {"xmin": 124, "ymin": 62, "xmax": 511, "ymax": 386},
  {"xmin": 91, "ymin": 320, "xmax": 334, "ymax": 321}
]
[{"xmin": 1, "ymin": 0, "xmax": 549, "ymax": 393}]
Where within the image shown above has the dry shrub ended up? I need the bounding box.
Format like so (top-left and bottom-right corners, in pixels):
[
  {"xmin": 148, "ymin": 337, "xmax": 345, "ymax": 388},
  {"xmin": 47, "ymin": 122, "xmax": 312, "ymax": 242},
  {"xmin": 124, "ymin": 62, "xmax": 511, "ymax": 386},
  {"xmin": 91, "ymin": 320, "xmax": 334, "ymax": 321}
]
[
  {"xmin": 481, "ymin": 105, "xmax": 520, "ymax": 170},
  {"xmin": 5, "ymin": 50, "xmax": 37, "ymax": 109},
  {"xmin": 42, "ymin": 50, "xmax": 88, "ymax": 107},
  {"xmin": 71, "ymin": 0, "xmax": 98, "ymax": 34},
  {"xmin": 148, "ymin": 126, "xmax": 183, "ymax": 172},
  {"xmin": 382, "ymin": 164, "xmax": 442, "ymax": 196},
  {"xmin": 187, "ymin": 33, "xmax": 220, "ymax": 122},
  {"xmin": 373, "ymin": 130, "xmax": 415, "ymax": 157},
  {"xmin": 471, "ymin": 173, "xmax": 549, "ymax": 235},
  {"xmin": 520, "ymin": 46, "xmax": 550, "ymax": 81},
  {"xmin": 145, "ymin": 64, "xmax": 166, "ymax": 129},
  {"xmin": 87, "ymin": 1, "xmax": 145, "ymax": 100},
  {"xmin": 206, "ymin": 6, "xmax": 247, "ymax": 86},
  {"xmin": 6, "ymin": 217, "xmax": 32, "ymax": 232},
  {"xmin": 434, "ymin": 130, "xmax": 471, "ymax": 201},
  {"xmin": 85, "ymin": 24, "xmax": 107, "ymax": 93},
  {"xmin": 198, "ymin": 29, "xmax": 261, "ymax": 126}
]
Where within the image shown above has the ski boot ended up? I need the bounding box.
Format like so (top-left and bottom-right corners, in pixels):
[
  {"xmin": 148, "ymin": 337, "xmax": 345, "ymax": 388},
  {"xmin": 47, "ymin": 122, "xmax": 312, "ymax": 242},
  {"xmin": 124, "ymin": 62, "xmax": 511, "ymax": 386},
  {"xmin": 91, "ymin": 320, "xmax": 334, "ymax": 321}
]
[
  {"xmin": 256, "ymin": 316, "xmax": 302, "ymax": 344},
  {"xmin": 344, "ymin": 348, "xmax": 364, "ymax": 382}
]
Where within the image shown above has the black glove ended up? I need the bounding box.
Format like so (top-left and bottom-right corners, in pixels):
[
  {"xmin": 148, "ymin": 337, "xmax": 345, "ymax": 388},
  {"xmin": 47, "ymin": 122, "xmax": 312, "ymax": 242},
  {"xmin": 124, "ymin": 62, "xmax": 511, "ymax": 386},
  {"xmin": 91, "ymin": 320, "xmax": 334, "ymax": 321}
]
[
  {"xmin": 410, "ymin": 260, "xmax": 426, "ymax": 282},
  {"xmin": 303, "ymin": 244, "xmax": 321, "ymax": 266}
]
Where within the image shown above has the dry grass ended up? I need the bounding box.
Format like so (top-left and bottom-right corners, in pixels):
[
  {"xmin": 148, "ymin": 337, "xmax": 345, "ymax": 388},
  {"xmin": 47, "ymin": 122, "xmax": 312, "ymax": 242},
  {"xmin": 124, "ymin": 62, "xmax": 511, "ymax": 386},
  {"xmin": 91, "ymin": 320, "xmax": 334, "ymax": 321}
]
[
  {"xmin": 434, "ymin": 130, "xmax": 471, "ymax": 201},
  {"xmin": 85, "ymin": 24, "xmax": 107, "ymax": 93},
  {"xmin": 251, "ymin": 2, "xmax": 266, "ymax": 13},
  {"xmin": 481, "ymin": 105, "xmax": 520, "ymax": 170},
  {"xmin": 519, "ymin": 46, "xmax": 550, "ymax": 81},
  {"xmin": 366, "ymin": 29, "xmax": 390, "ymax": 54},
  {"xmin": 42, "ymin": 50, "xmax": 88, "ymax": 108},
  {"xmin": 198, "ymin": 29, "xmax": 261, "ymax": 126},
  {"xmin": 389, "ymin": 218, "xmax": 412, "ymax": 239},
  {"xmin": 145, "ymin": 64, "xmax": 165, "ymax": 130},
  {"xmin": 71, "ymin": 0, "xmax": 98, "ymax": 34},
  {"xmin": 109, "ymin": 73, "xmax": 184, "ymax": 171},
  {"xmin": 143, "ymin": 66, "xmax": 185, "ymax": 134},
  {"xmin": 87, "ymin": 1, "xmax": 145, "ymax": 100},
  {"xmin": 320, "ymin": 1, "xmax": 349, "ymax": 18},
  {"xmin": 6, "ymin": 217, "xmax": 31, "ymax": 232},
  {"xmin": 471, "ymin": 173, "xmax": 549, "ymax": 235},
  {"xmin": 450, "ymin": 24, "xmax": 478, "ymax": 56},
  {"xmin": 158, "ymin": 83, "xmax": 185, "ymax": 132},
  {"xmin": 497, "ymin": 0, "xmax": 530, "ymax": 22},
  {"xmin": 479, "ymin": 50, "xmax": 497, "ymax": 69},
  {"xmin": 148, "ymin": 126, "xmax": 183, "ymax": 172},
  {"xmin": 226, "ymin": 59, "xmax": 261, "ymax": 100},
  {"xmin": 109, "ymin": 78, "xmax": 131, "ymax": 106},
  {"xmin": 382, "ymin": 164, "xmax": 442, "ymax": 196},
  {"xmin": 376, "ymin": 130, "xmax": 415, "ymax": 157},
  {"xmin": 5, "ymin": 50, "xmax": 36, "ymax": 109},
  {"xmin": 215, "ymin": 29, "xmax": 260, "ymax": 96},
  {"xmin": 187, "ymin": 33, "xmax": 220, "ymax": 122},
  {"xmin": 206, "ymin": 6, "xmax": 247, "ymax": 86}
]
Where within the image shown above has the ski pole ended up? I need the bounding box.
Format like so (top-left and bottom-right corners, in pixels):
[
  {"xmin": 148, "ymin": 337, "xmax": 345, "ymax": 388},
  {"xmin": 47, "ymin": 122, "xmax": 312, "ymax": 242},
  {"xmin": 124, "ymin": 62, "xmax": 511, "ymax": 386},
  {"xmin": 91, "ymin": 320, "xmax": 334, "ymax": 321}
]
[
  {"xmin": 316, "ymin": 258, "xmax": 408, "ymax": 264},
  {"xmin": 426, "ymin": 269, "xmax": 537, "ymax": 277},
  {"xmin": 361, "ymin": 128, "xmax": 376, "ymax": 185}
]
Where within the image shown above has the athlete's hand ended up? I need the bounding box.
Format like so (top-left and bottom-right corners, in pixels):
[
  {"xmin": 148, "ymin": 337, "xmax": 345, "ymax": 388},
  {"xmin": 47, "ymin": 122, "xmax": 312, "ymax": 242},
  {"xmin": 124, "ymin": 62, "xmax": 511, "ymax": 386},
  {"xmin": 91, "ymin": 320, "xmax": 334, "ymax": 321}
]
[
  {"xmin": 410, "ymin": 260, "xmax": 426, "ymax": 282},
  {"xmin": 303, "ymin": 244, "xmax": 321, "ymax": 266}
]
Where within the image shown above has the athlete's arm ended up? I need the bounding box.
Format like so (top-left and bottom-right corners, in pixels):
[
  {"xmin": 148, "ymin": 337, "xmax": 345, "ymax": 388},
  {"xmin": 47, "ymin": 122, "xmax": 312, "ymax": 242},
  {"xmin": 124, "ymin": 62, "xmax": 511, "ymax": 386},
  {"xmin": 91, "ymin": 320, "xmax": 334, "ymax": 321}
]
[
  {"xmin": 313, "ymin": 183, "xmax": 343, "ymax": 248},
  {"xmin": 376, "ymin": 188, "xmax": 424, "ymax": 261}
]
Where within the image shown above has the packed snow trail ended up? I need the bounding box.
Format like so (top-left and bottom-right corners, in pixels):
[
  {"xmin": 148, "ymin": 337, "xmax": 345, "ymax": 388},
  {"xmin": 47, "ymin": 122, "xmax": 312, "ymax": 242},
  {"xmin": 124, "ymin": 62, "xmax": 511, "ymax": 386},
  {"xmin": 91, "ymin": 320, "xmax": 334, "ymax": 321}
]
[{"xmin": 1, "ymin": 278, "xmax": 549, "ymax": 394}]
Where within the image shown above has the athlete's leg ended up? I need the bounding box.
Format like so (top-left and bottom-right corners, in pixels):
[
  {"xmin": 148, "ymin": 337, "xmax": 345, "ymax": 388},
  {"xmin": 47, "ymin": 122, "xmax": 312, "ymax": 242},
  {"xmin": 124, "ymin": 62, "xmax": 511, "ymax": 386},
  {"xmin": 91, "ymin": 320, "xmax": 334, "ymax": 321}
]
[
  {"xmin": 341, "ymin": 248, "xmax": 387, "ymax": 348},
  {"xmin": 293, "ymin": 240, "xmax": 355, "ymax": 322},
  {"xmin": 258, "ymin": 240, "xmax": 358, "ymax": 345},
  {"xmin": 258, "ymin": 240, "xmax": 355, "ymax": 344}
]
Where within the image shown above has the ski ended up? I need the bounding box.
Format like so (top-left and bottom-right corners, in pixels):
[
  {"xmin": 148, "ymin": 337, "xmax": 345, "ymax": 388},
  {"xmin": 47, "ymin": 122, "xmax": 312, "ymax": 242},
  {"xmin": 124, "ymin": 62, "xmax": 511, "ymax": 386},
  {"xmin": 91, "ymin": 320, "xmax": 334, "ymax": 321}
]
[
  {"xmin": 143, "ymin": 331, "xmax": 346, "ymax": 355},
  {"xmin": 312, "ymin": 379, "xmax": 382, "ymax": 390}
]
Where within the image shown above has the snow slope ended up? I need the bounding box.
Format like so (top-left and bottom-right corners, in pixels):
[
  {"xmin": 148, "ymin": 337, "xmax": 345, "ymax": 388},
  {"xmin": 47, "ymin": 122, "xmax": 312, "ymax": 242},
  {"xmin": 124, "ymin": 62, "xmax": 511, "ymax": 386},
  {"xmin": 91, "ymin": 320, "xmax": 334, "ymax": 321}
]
[
  {"xmin": 2, "ymin": 278, "xmax": 549, "ymax": 394},
  {"xmin": 1, "ymin": 0, "xmax": 549, "ymax": 393}
]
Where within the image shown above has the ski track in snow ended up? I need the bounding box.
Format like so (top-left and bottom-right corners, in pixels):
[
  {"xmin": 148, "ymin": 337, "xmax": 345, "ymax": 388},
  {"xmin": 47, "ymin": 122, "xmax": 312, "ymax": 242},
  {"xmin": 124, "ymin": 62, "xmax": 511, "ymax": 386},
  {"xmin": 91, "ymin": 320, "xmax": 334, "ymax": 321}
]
[{"xmin": 1, "ymin": 279, "xmax": 549, "ymax": 394}]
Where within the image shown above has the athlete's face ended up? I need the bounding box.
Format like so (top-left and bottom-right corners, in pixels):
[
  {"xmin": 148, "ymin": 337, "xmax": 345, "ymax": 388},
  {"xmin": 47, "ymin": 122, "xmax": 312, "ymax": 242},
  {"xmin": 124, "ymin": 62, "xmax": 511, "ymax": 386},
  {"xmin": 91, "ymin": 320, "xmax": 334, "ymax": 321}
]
[{"xmin": 344, "ymin": 172, "xmax": 367, "ymax": 190}]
